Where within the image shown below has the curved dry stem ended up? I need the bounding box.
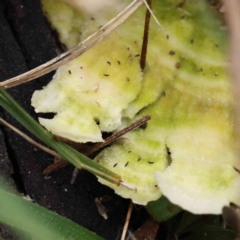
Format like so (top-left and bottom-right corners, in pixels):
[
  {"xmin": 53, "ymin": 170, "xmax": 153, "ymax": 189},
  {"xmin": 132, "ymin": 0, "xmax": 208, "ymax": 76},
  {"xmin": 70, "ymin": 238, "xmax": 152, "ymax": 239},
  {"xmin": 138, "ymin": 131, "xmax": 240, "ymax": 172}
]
[
  {"xmin": 0, "ymin": 0, "xmax": 143, "ymax": 89},
  {"xmin": 0, "ymin": 117, "xmax": 61, "ymax": 159},
  {"xmin": 143, "ymin": 0, "xmax": 163, "ymax": 29}
]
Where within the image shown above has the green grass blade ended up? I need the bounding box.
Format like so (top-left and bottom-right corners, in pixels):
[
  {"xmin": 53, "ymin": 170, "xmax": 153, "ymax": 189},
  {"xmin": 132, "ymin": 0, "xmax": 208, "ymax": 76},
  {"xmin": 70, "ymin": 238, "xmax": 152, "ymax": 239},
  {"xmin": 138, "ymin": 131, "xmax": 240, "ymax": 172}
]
[
  {"xmin": 0, "ymin": 87, "xmax": 120, "ymax": 185},
  {"xmin": 0, "ymin": 187, "xmax": 103, "ymax": 240}
]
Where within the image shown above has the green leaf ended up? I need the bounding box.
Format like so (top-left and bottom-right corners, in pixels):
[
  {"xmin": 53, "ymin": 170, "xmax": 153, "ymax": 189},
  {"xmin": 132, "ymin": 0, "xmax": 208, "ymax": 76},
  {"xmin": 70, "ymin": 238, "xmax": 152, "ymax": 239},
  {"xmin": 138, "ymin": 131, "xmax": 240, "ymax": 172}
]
[
  {"xmin": 156, "ymin": 213, "xmax": 234, "ymax": 240},
  {"xmin": 0, "ymin": 186, "xmax": 103, "ymax": 240},
  {"xmin": 180, "ymin": 225, "xmax": 236, "ymax": 240},
  {"xmin": 176, "ymin": 213, "xmax": 221, "ymax": 235},
  {"xmin": 177, "ymin": 212, "xmax": 200, "ymax": 235},
  {"xmin": 145, "ymin": 196, "xmax": 181, "ymax": 222}
]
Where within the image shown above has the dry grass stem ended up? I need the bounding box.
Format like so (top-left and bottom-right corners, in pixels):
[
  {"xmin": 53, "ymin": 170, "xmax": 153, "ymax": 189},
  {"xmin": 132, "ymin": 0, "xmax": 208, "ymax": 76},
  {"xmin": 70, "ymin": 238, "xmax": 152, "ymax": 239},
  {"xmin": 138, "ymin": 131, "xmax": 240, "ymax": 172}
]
[
  {"xmin": 0, "ymin": 0, "xmax": 143, "ymax": 89},
  {"xmin": 143, "ymin": 0, "xmax": 163, "ymax": 29},
  {"xmin": 121, "ymin": 201, "xmax": 133, "ymax": 240},
  {"xmin": 43, "ymin": 115, "xmax": 151, "ymax": 175},
  {"xmin": 0, "ymin": 117, "xmax": 61, "ymax": 159}
]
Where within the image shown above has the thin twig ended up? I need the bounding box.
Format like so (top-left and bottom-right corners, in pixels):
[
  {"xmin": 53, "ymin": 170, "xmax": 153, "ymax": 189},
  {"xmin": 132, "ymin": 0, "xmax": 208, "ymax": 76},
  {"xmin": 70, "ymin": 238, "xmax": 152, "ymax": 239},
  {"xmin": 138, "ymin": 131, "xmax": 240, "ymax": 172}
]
[
  {"xmin": 0, "ymin": 0, "xmax": 143, "ymax": 89},
  {"xmin": 85, "ymin": 115, "xmax": 151, "ymax": 155},
  {"xmin": 43, "ymin": 159, "xmax": 69, "ymax": 175},
  {"xmin": 140, "ymin": 0, "xmax": 152, "ymax": 70},
  {"xmin": 44, "ymin": 115, "xmax": 151, "ymax": 175},
  {"xmin": 121, "ymin": 201, "xmax": 133, "ymax": 240},
  {"xmin": 0, "ymin": 117, "xmax": 61, "ymax": 159},
  {"xmin": 223, "ymin": 0, "xmax": 240, "ymax": 159},
  {"xmin": 70, "ymin": 115, "xmax": 150, "ymax": 183}
]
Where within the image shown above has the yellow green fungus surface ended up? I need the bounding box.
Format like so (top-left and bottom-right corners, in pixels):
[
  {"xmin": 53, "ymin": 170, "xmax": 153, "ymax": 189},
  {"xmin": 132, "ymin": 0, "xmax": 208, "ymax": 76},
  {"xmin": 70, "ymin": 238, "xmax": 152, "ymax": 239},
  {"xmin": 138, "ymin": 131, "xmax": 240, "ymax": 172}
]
[{"xmin": 33, "ymin": 0, "xmax": 240, "ymax": 214}]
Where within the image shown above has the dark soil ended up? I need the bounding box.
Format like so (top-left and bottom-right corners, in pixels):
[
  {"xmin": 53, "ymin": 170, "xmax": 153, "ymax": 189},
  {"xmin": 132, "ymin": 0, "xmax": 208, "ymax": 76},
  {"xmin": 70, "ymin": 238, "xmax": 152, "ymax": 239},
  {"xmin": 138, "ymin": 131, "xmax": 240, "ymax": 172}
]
[{"xmin": 0, "ymin": 0, "xmax": 149, "ymax": 239}]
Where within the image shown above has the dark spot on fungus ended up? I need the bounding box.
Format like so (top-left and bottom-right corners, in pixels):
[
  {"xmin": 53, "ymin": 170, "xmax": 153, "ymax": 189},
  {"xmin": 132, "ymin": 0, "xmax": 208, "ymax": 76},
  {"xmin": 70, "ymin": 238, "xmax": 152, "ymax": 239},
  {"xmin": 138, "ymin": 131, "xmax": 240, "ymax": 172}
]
[
  {"xmin": 68, "ymin": 70, "xmax": 71, "ymax": 74},
  {"xmin": 107, "ymin": 61, "xmax": 111, "ymax": 65},
  {"xmin": 175, "ymin": 62, "xmax": 181, "ymax": 69},
  {"xmin": 215, "ymin": 44, "xmax": 219, "ymax": 48},
  {"xmin": 117, "ymin": 61, "xmax": 121, "ymax": 65},
  {"xmin": 166, "ymin": 35, "xmax": 169, "ymax": 39},
  {"xmin": 127, "ymin": 47, "xmax": 130, "ymax": 51},
  {"xmin": 166, "ymin": 145, "xmax": 172, "ymax": 167},
  {"xmin": 140, "ymin": 122, "xmax": 147, "ymax": 129},
  {"xmin": 155, "ymin": 185, "xmax": 158, "ymax": 187},
  {"xmin": 181, "ymin": 15, "xmax": 185, "ymax": 19},
  {"xmin": 125, "ymin": 162, "xmax": 129, "ymax": 167},
  {"xmin": 91, "ymin": 17, "xmax": 95, "ymax": 20},
  {"xmin": 126, "ymin": 77, "xmax": 130, "ymax": 82},
  {"xmin": 200, "ymin": 68, "xmax": 203, "ymax": 72},
  {"xmin": 138, "ymin": 157, "xmax": 141, "ymax": 161},
  {"xmin": 191, "ymin": 39, "xmax": 194, "ymax": 44},
  {"xmin": 128, "ymin": 151, "xmax": 131, "ymax": 153},
  {"xmin": 104, "ymin": 74, "xmax": 109, "ymax": 77},
  {"xmin": 113, "ymin": 163, "xmax": 118, "ymax": 168},
  {"xmin": 135, "ymin": 54, "xmax": 140, "ymax": 57},
  {"xmin": 169, "ymin": 50, "xmax": 175, "ymax": 56},
  {"xmin": 80, "ymin": 66, "xmax": 83, "ymax": 69},
  {"xmin": 162, "ymin": 90, "xmax": 166, "ymax": 96},
  {"xmin": 148, "ymin": 161, "xmax": 154, "ymax": 164}
]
